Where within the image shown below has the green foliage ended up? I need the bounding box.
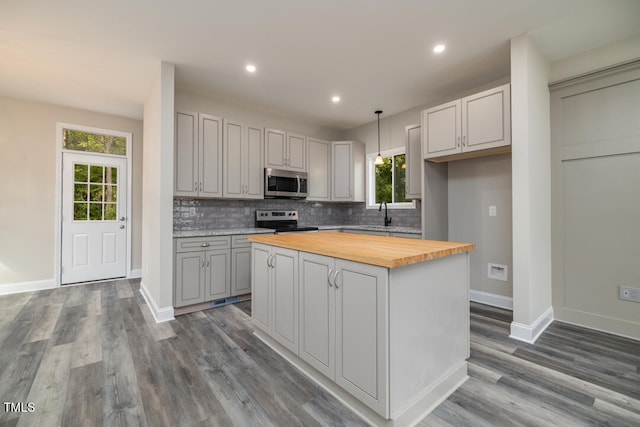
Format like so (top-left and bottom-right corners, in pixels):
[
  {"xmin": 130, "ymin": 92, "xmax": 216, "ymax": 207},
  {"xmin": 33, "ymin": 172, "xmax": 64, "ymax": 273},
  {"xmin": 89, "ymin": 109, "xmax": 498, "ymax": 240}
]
[{"xmin": 64, "ymin": 129, "xmax": 126, "ymax": 155}]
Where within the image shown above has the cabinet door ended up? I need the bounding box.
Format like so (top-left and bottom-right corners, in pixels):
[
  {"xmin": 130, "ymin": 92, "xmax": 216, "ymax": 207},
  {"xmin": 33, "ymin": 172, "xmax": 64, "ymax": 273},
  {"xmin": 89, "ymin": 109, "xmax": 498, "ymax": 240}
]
[
  {"xmin": 205, "ymin": 249, "xmax": 230, "ymax": 301},
  {"xmin": 251, "ymin": 244, "xmax": 271, "ymax": 334},
  {"xmin": 245, "ymin": 126, "xmax": 264, "ymax": 199},
  {"xmin": 231, "ymin": 247, "xmax": 251, "ymax": 296},
  {"xmin": 332, "ymin": 142, "xmax": 353, "ymax": 201},
  {"xmin": 174, "ymin": 252, "xmax": 205, "ymax": 307},
  {"xmin": 223, "ymin": 119, "xmax": 244, "ymax": 198},
  {"xmin": 271, "ymin": 247, "xmax": 299, "ymax": 354},
  {"xmin": 175, "ymin": 111, "xmax": 198, "ymax": 196},
  {"xmin": 335, "ymin": 259, "xmax": 388, "ymax": 417},
  {"xmin": 405, "ymin": 124, "xmax": 422, "ymax": 199},
  {"xmin": 299, "ymin": 252, "xmax": 335, "ymax": 379},
  {"xmin": 199, "ymin": 113, "xmax": 223, "ymax": 197},
  {"xmin": 287, "ymin": 133, "xmax": 306, "ymax": 172},
  {"xmin": 265, "ymin": 128, "xmax": 286, "ymax": 169},
  {"xmin": 462, "ymin": 83, "xmax": 511, "ymax": 153},
  {"xmin": 307, "ymin": 138, "xmax": 331, "ymax": 201},
  {"xmin": 423, "ymin": 100, "xmax": 461, "ymax": 159}
]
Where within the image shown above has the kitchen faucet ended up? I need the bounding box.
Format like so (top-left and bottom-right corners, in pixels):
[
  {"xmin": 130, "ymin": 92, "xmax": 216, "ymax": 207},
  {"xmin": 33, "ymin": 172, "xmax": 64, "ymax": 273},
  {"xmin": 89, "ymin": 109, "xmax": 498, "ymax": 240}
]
[{"xmin": 379, "ymin": 202, "xmax": 392, "ymax": 227}]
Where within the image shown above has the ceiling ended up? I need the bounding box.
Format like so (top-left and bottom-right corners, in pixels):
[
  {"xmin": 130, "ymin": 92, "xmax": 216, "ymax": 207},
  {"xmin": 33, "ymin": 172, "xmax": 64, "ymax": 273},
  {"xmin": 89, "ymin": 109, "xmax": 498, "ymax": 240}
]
[{"xmin": 1, "ymin": 0, "xmax": 639, "ymax": 130}]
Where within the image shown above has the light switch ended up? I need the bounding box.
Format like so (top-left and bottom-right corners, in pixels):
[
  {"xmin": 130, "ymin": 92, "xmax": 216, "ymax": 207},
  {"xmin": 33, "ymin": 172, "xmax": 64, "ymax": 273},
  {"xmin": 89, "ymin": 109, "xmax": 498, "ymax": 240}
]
[{"xmin": 489, "ymin": 206, "xmax": 497, "ymax": 216}]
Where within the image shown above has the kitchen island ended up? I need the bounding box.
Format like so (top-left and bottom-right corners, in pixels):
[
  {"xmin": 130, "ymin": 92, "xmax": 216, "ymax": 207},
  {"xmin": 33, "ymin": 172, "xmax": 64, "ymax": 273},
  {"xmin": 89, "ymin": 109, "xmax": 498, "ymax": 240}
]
[{"xmin": 248, "ymin": 232, "xmax": 474, "ymax": 427}]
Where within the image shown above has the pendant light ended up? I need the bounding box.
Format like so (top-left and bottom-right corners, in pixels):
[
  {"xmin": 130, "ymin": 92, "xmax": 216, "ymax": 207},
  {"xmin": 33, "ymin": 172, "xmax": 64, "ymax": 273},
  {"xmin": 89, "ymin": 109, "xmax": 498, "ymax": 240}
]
[{"xmin": 374, "ymin": 110, "xmax": 384, "ymax": 165}]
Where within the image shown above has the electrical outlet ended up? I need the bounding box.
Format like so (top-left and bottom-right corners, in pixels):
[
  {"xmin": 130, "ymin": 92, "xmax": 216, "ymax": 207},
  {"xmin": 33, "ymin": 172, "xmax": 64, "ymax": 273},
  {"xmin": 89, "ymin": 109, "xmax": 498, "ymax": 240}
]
[
  {"xmin": 489, "ymin": 206, "xmax": 497, "ymax": 217},
  {"xmin": 619, "ymin": 285, "xmax": 640, "ymax": 303}
]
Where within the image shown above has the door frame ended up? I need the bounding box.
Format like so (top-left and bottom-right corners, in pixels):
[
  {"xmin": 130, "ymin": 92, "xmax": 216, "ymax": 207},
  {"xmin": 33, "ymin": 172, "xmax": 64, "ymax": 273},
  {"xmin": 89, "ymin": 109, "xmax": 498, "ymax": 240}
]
[{"xmin": 54, "ymin": 122, "xmax": 133, "ymax": 287}]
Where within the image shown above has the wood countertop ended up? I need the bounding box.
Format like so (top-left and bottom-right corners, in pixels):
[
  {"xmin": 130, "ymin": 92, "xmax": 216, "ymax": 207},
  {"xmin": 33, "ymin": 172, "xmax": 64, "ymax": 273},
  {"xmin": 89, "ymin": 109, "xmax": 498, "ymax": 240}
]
[{"xmin": 248, "ymin": 232, "xmax": 475, "ymax": 269}]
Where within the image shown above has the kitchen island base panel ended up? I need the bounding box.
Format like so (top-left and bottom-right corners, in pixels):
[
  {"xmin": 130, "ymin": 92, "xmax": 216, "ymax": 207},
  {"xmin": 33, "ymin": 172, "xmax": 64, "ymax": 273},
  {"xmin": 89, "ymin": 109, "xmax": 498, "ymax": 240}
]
[{"xmin": 253, "ymin": 329, "xmax": 468, "ymax": 427}]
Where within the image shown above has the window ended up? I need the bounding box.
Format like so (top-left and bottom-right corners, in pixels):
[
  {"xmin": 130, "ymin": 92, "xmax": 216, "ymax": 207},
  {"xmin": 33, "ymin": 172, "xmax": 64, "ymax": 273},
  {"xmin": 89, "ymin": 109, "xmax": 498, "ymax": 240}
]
[
  {"xmin": 367, "ymin": 148, "xmax": 416, "ymax": 209},
  {"xmin": 73, "ymin": 162, "xmax": 119, "ymax": 221},
  {"xmin": 63, "ymin": 128, "xmax": 127, "ymax": 155}
]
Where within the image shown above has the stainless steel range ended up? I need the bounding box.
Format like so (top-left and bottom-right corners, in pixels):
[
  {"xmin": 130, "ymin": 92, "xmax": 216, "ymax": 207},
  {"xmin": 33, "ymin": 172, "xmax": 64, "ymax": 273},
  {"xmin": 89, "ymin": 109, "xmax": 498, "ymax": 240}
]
[{"xmin": 255, "ymin": 210, "xmax": 318, "ymax": 233}]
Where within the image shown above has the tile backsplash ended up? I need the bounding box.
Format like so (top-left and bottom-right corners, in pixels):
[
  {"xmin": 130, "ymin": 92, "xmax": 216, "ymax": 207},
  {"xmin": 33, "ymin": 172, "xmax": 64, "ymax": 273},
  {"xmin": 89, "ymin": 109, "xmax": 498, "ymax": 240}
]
[{"xmin": 173, "ymin": 198, "xmax": 421, "ymax": 231}]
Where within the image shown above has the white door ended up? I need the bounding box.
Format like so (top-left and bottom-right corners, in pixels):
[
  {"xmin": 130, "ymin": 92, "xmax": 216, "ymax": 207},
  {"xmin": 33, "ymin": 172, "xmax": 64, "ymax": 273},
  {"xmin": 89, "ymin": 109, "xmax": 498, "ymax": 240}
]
[{"xmin": 61, "ymin": 153, "xmax": 128, "ymax": 284}]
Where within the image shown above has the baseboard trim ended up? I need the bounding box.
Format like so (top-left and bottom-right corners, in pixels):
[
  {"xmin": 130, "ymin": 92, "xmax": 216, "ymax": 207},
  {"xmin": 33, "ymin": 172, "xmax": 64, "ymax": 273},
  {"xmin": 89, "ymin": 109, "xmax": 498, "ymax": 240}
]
[
  {"xmin": 139, "ymin": 281, "xmax": 174, "ymax": 323},
  {"xmin": 129, "ymin": 269, "xmax": 142, "ymax": 279},
  {"xmin": 0, "ymin": 279, "xmax": 57, "ymax": 296},
  {"xmin": 469, "ymin": 290, "xmax": 513, "ymax": 310},
  {"xmin": 510, "ymin": 306, "xmax": 554, "ymax": 344}
]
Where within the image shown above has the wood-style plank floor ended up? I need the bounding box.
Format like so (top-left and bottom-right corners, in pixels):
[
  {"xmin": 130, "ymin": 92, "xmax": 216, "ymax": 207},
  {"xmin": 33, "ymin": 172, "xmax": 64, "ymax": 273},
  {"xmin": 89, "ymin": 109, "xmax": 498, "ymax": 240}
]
[{"xmin": 0, "ymin": 279, "xmax": 638, "ymax": 426}]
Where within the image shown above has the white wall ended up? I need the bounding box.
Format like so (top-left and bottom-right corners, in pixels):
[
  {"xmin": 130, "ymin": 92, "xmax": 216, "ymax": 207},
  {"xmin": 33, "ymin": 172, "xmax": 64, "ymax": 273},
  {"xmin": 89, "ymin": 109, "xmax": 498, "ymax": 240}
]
[
  {"xmin": 449, "ymin": 154, "xmax": 513, "ymax": 301},
  {"xmin": 140, "ymin": 62, "xmax": 175, "ymax": 321},
  {"xmin": 0, "ymin": 96, "xmax": 143, "ymax": 291},
  {"xmin": 510, "ymin": 34, "xmax": 553, "ymax": 342}
]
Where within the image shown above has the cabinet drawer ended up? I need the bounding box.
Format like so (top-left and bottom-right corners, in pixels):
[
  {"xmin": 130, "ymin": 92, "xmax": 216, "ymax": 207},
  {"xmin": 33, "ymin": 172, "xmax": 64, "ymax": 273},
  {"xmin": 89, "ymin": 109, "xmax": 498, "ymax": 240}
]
[
  {"xmin": 231, "ymin": 235, "xmax": 251, "ymax": 248},
  {"xmin": 175, "ymin": 236, "xmax": 231, "ymax": 253}
]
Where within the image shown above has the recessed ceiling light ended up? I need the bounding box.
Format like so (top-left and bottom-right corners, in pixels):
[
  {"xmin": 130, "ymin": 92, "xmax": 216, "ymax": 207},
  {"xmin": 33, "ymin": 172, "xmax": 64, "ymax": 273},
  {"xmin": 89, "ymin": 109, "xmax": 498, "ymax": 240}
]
[
  {"xmin": 433, "ymin": 44, "xmax": 445, "ymax": 53},
  {"xmin": 332, "ymin": 95, "xmax": 340, "ymax": 103},
  {"xmin": 246, "ymin": 64, "xmax": 256, "ymax": 73}
]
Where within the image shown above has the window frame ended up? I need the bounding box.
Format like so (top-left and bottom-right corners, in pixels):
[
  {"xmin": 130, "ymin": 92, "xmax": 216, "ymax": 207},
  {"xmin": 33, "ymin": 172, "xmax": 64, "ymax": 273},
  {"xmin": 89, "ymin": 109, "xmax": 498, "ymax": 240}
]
[{"xmin": 366, "ymin": 147, "xmax": 416, "ymax": 210}]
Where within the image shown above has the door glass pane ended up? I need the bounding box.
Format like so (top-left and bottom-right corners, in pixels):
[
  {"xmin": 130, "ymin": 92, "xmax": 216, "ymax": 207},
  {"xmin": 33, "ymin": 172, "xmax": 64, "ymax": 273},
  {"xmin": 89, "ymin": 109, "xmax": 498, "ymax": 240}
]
[
  {"xmin": 104, "ymin": 204, "xmax": 117, "ymax": 221},
  {"xmin": 74, "ymin": 164, "xmax": 88, "ymax": 182},
  {"xmin": 89, "ymin": 165, "xmax": 104, "ymax": 183},
  {"xmin": 74, "ymin": 203, "xmax": 88, "ymax": 221},
  {"xmin": 89, "ymin": 203, "xmax": 103, "ymax": 220},
  {"xmin": 74, "ymin": 184, "xmax": 88, "ymax": 201},
  {"xmin": 72, "ymin": 161, "xmax": 119, "ymax": 222},
  {"xmin": 90, "ymin": 184, "xmax": 103, "ymax": 202},
  {"xmin": 63, "ymin": 129, "xmax": 127, "ymax": 155}
]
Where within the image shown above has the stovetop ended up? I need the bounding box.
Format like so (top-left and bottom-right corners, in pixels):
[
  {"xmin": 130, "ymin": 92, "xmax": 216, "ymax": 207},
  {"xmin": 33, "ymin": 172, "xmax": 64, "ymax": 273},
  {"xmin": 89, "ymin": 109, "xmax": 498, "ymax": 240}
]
[{"xmin": 255, "ymin": 210, "xmax": 318, "ymax": 233}]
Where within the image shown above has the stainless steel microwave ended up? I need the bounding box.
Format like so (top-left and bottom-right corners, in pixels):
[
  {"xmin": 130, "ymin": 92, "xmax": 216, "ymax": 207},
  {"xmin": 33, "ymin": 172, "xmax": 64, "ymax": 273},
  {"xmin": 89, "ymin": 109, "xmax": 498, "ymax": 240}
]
[{"xmin": 264, "ymin": 168, "xmax": 308, "ymax": 199}]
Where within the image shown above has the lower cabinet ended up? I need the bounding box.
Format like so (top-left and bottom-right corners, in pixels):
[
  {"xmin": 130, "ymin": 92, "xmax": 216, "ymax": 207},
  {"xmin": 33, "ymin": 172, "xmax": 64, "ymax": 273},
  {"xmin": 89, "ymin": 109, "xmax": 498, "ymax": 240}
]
[
  {"xmin": 251, "ymin": 243, "xmax": 299, "ymax": 354},
  {"xmin": 298, "ymin": 252, "xmax": 389, "ymax": 417},
  {"xmin": 174, "ymin": 234, "xmax": 266, "ymax": 308},
  {"xmin": 174, "ymin": 236, "xmax": 231, "ymax": 307}
]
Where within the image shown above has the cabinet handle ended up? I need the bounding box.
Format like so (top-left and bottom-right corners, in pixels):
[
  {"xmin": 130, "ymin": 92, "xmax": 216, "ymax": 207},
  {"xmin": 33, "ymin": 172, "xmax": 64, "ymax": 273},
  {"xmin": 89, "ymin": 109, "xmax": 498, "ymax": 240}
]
[
  {"xmin": 201, "ymin": 260, "xmax": 205, "ymax": 268},
  {"xmin": 462, "ymin": 136, "xmax": 466, "ymax": 147},
  {"xmin": 334, "ymin": 270, "xmax": 341, "ymax": 289},
  {"xmin": 200, "ymin": 182, "xmax": 203, "ymax": 192},
  {"xmin": 201, "ymin": 242, "xmax": 209, "ymax": 247},
  {"xmin": 206, "ymin": 260, "xmax": 210, "ymax": 267},
  {"xmin": 328, "ymin": 268, "xmax": 334, "ymax": 287},
  {"xmin": 195, "ymin": 181, "xmax": 198, "ymax": 191},
  {"xmin": 457, "ymin": 137, "xmax": 461, "ymax": 148}
]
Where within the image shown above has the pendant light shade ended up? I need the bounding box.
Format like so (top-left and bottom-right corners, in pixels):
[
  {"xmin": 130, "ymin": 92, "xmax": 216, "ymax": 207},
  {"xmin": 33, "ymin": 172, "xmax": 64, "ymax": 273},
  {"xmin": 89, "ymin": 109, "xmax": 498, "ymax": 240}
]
[{"xmin": 374, "ymin": 110, "xmax": 384, "ymax": 165}]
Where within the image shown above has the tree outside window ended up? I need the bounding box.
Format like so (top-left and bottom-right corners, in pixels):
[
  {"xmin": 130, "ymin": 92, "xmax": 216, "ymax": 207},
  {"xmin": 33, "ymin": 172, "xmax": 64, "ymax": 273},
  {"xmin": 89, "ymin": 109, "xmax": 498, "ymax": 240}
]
[{"xmin": 375, "ymin": 153, "xmax": 408, "ymax": 204}]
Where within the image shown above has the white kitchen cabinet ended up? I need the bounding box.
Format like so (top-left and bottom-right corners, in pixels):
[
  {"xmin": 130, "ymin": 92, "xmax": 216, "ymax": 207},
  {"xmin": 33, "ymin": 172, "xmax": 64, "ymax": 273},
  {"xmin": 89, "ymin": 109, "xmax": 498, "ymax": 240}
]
[
  {"xmin": 223, "ymin": 119, "xmax": 264, "ymax": 199},
  {"xmin": 405, "ymin": 124, "xmax": 422, "ymax": 199},
  {"xmin": 230, "ymin": 234, "xmax": 258, "ymax": 296},
  {"xmin": 307, "ymin": 138, "xmax": 331, "ymax": 201},
  {"xmin": 331, "ymin": 141, "xmax": 365, "ymax": 202},
  {"xmin": 251, "ymin": 243, "xmax": 299, "ymax": 354},
  {"xmin": 265, "ymin": 128, "xmax": 306, "ymax": 172},
  {"xmin": 423, "ymin": 84, "xmax": 511, "ymax": 162},
  {"xmin": 174, "ymin": 236, "xmax": 231, "ymax": 307},
  {"xmin": 298, "ymin": 252, "xmax": 388, "ymax": 416},
  {"xmin": 174, "ymin": 111, "xmax": 223, "ymax": 197}
]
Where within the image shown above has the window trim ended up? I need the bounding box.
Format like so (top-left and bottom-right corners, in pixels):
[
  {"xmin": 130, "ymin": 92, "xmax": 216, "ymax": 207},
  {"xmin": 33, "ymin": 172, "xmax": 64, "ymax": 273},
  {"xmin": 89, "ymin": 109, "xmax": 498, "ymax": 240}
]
[{"xmin": 366, "ymin": 147, "xmax": 416, "ymax": 210}]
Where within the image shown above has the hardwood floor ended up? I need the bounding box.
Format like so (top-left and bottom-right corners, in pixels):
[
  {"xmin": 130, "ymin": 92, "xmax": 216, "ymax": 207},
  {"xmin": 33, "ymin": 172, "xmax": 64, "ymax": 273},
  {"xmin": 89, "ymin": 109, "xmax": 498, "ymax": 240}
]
[{"xmin": 0, "ymin": 279, "xmax": 638, "ymax": 426}]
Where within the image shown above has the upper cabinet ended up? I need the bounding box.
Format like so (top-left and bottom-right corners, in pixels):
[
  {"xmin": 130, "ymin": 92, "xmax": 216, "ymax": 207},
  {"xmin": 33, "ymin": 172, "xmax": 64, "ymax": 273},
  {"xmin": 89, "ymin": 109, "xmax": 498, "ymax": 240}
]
[
  {"xmin": 175, "ymin": 112, "xmax": 223, "ymax": 197},
  {"xmin": 223, "ymin": 119, "xmax": 264, "ymax": 199},
  {"xmin": 307, "ymin": 138, "xmax": 332, "ymax": 201},
  {"xmin": 405, "ymin": 124, "xmax": 421, "ymax": 199},
  {"xmin": 332, "ymin": 141, "xmax": 365, "ymax": 202},
  {"xmin": 265, "ymin": 128, "xmax": 306, "ymax": 172},
  {"xmin": 423, "ymin": 83, "xmax": 511, "ymax": 162}
]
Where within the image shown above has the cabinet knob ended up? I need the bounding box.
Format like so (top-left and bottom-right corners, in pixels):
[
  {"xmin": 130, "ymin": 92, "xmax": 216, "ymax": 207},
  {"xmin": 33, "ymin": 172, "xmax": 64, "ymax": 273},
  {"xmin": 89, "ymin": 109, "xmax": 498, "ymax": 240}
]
[{"xmin": 201, "ymin": 242, "xmax": 210, "ymax": 247}]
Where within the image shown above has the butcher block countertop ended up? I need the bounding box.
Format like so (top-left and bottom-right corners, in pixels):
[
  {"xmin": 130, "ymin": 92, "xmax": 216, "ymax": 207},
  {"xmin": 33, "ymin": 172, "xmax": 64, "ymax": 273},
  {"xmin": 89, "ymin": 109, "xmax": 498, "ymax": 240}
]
[{"xmin": 249, "ymin": 232, "xmax": 475, "ymax": 269}]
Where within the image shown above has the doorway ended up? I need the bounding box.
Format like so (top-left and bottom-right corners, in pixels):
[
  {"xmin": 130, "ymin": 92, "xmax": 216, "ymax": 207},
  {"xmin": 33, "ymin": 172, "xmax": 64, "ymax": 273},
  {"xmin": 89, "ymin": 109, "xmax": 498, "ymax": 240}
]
[{"xmin": 58, "ymin": 124, "xmax": 131, "ymax": 285}]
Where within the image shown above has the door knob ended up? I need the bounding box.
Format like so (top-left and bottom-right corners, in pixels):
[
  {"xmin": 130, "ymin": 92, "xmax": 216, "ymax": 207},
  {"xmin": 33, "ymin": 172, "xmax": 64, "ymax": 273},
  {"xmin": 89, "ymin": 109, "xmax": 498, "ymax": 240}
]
[
  {"xmin": 119, "ymin": 217, "xmax": 126, "ymax": 221},
  {"xmin": 119, "ymin": 225, "xmax": 125, "ymax": 229}
]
